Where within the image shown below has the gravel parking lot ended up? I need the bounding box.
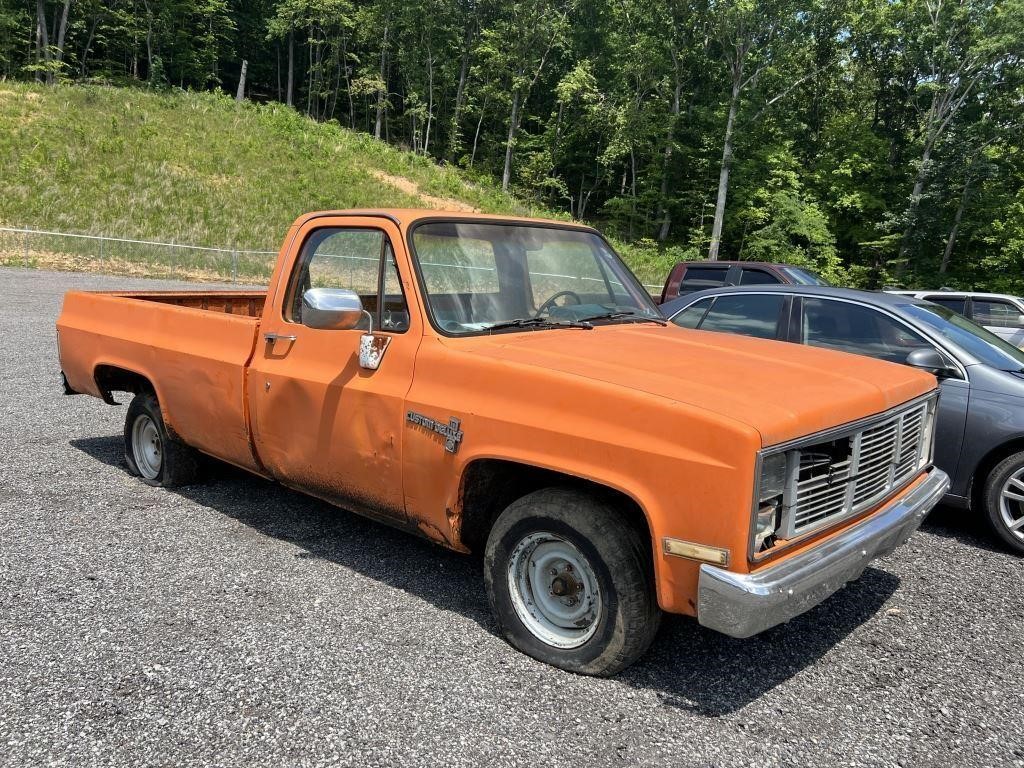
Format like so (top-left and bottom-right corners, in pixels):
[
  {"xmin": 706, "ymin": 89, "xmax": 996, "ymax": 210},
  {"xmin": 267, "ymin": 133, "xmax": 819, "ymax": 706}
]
[{"xmin": 1, "ymin": 267, "xmax": 1022, "ymax": 767}]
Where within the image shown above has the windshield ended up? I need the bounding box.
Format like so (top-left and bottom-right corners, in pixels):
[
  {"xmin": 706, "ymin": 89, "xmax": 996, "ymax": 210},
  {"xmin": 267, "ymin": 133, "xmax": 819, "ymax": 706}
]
[
  {"xmin": 411, "ymin": 222, "xmax": 661, "ymax": 334},
  {"xmin": 903, "ymin": 303, "xmax": 1024, "ymax": 371},
  {"xmin": 779, "ymin": 267, "xmax": 829, "ymax": 286}
]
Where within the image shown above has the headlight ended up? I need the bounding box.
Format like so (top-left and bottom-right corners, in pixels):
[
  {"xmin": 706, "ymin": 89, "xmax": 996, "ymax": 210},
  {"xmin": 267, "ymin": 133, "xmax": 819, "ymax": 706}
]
[{"xmin": 754, "ymin": 452, "xmax": 788, "ymax": 552}]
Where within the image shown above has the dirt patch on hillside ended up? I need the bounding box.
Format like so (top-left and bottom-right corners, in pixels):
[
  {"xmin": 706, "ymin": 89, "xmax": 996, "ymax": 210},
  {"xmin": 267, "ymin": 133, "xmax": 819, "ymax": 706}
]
[{"xmin": 369, "ymin": 169, "xmax": 478, "ymax": 212}]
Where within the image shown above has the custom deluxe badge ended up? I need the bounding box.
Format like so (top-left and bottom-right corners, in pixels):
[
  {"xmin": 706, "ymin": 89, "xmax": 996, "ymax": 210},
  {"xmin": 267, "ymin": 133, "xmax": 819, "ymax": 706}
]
[{"xmin": 406, "ymin": 411, "xmax": 464, "ymax": 454}]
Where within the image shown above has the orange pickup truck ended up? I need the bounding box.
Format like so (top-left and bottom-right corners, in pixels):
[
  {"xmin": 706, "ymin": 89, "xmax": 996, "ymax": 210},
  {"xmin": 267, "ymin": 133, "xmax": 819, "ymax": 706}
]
[{"xmin": 57, "ymin": 210, "xmax": 950, "ymax": 675}]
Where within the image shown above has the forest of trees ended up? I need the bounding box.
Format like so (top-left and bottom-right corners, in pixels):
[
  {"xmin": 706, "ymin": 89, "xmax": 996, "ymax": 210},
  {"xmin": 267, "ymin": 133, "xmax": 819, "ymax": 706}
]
[{"xmin": 1, "ymin": 0, "xmax": 1022, "ymax": 289}]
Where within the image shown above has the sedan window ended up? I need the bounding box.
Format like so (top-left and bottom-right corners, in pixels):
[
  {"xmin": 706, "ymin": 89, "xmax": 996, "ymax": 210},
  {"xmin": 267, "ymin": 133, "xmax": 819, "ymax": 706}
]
[
  {"xmin": 671, "ymin": 297, "xmax": 714, "ymax": 329},
  {"xmin": 696, "ymin": 294, "xmax": 786, "ymax": 340},
  {"xmin": 802, "ymin": 298, "xmax": 930, "ymax": 364}
]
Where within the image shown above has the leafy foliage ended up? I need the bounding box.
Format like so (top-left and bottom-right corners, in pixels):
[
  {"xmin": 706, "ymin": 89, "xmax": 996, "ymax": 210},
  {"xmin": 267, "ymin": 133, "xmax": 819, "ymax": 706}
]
[{"xmin": 1, "ymin": 0, "xmax": 1023, "ymax": 290}]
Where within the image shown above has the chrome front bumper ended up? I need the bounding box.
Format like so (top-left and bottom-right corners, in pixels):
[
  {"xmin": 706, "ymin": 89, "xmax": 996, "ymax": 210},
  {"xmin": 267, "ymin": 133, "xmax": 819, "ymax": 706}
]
[{"xmin": 697, "ymin": 468, "xmax": 950, "ymax": 639}]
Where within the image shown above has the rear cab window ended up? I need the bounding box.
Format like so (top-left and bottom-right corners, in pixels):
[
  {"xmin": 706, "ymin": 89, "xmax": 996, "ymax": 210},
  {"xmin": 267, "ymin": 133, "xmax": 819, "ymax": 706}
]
[
  {"xmin": 972, "ymin": 298, "xmax": 1024, "ymax": 329},
  {"xmin": 924, "ymin": 295, "xmax": 967, "ymax": 314},
  {"xmin": 680, "ymin": 266, "xmax": 730, "ymax": 294},
  {"xmin": 739, "ymin": 268, "xmax": 781, "ymax": 286}
]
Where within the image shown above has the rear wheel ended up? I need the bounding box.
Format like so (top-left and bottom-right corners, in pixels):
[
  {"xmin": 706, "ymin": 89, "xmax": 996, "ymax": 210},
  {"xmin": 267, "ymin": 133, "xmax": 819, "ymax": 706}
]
[
  {"xmin": 484, "ymin": 488, "xmax": 661, "ymax": 676},
  {"xmin": 124, "ymin": 392, "xmax": 201, "ymax": 487},
  {"xmin": 982, "ymin": 451, "xmax": 1024, "ymax": 556}
]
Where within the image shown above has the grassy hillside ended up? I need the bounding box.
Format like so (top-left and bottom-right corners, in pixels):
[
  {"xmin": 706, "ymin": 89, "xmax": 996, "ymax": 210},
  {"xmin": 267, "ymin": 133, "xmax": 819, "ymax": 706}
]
[{"xmin": 0, "ymin": 83, "xmax": 670, "ymax": 286}]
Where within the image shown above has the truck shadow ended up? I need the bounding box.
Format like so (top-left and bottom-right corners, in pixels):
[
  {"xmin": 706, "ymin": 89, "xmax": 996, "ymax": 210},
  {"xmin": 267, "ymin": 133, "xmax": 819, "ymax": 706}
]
[{"xmin": 74, "ymin": 434, "xmax": 899, "ymax": 717}]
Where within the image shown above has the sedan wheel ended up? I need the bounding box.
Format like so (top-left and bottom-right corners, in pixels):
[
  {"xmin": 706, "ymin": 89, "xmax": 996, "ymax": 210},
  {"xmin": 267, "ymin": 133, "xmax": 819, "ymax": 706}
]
[
  {"xmin": 997, "ymin": 470, "xmax": 1024, "ymax": 543},
  {"xmin": 982, "ymin": 451, "xmax": 1024, "ymax": 556}
]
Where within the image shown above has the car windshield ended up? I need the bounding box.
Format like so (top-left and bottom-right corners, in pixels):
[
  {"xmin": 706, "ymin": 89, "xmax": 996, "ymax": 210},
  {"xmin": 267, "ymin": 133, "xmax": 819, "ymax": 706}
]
[
  {"xmin": 411, "ymin": 221, "xmax": 661, "ymax": 334},
  {"xmin": 779, "ymin": 267, "xmax": 829, "ymax": 286},
  {"xmin": 903, "ymin": 303, "xmax": 1024, "ymax": 371}
]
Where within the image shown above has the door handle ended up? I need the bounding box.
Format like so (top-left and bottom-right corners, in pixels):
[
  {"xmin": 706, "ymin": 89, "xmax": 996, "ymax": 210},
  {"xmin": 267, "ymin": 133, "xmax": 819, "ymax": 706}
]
[{"xmin": 264, "ymin": 332, "xmax": 297, "ymax": 343}]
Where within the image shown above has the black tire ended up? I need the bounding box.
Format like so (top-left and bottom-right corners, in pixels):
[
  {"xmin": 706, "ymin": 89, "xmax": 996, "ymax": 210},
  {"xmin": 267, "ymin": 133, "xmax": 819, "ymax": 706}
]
[
  {"xmin": 123, "ymin": 392, "xmax": 201, "ymax": 487},
  {"xmin": 981, "ymin": 451, "xmax": 1024, "ymax": 556},
  {"xmin": 483, "ymin": 487, "xmax": 661, "ymax": 676}
]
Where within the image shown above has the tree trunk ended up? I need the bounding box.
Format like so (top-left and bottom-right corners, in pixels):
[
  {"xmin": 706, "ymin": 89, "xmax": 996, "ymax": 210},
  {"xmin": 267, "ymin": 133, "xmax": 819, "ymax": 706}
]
[
  {"xmin": 657, "ymin": 53, "xmax": 683, "ymax": 242},
  {"xmin": 502, "ymin": 89, "xmax": 521, "ymax": 192},
  {"xmin": 447, "ymin": 23, "xmax": 472, "ymax": 161},
  {"xmin": 708, "ymin": 82, "xmax": 740, "ymax": 261},
  {"xmin": 341, "ymin": 32, "xmax": 354, "ymax": 128},
  {"xmin": 80, "ymin": 15, "xmax": 98, "ymax": 76},
  {"xmin": 35, "ymin": 0, "xmax": 51, "ymax": 84},
  {"xmin": 55, "ymin": 0, "xmax": 70, "ymax": 67},
  {"xmin": 286, "ymin": 31, "xmax": 294, "ymax": 107},
  {"xmin": 470, "ymin": 96, "xmax": 487, "ymax": 168},
  {"xmin": 235, "ymin": 59, "xmax": 247, "ymax": 102},
  {"xmin": 940, "ymin": 177, "xmax": 971, "ymax": 274},
  {"xmin": 423, "ymin": 49, "xmax": 434, "ymax": 155},
  {"xmin": 374, "ymin": 24, "xmax": 388, "ymax": 140},
  {"xmin": 897, "ymin": 140, "xmax": 934, "ymax": 267}
]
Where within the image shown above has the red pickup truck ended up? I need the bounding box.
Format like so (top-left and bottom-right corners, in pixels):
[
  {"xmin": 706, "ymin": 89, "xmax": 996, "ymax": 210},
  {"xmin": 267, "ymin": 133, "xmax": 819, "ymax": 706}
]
[
  {"xmin": 57, "ymin": 209, "xmax": 947, "ymax": 675},
  {"xmin": 659, "ymin": 260, "xmax": 828, "ymax": 303}
]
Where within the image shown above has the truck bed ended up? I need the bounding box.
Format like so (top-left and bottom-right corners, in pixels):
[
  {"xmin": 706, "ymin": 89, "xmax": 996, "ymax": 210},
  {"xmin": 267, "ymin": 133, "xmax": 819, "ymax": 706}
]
[{"xmin": 57, "ymin": 290, "xmax": 267, "ymax": 473}]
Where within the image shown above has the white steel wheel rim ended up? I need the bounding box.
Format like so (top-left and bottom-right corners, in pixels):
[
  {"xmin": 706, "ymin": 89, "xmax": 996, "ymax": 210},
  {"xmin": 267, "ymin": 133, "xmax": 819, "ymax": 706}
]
[
  {"xmin": 998, "ymin": 469, "xmax": 1024, "ymax": 541},
  {"xmin": 132, "ymin": 414, "xmax": 162, "ymax": 480},
  {"xmin": 507, "ymin": 532, "xmax": 602, "ymax": 649}
]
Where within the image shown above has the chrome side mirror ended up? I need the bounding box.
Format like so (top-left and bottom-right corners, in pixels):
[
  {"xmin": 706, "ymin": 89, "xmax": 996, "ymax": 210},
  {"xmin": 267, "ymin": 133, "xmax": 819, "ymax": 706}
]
[
  {"xmin": 906, "ymin": 347, "xmax": 953, "ymax": 377},
  {"xmin": 301, "ymin": 287, "xmax": 365, "ymax": 330},
  {"xmin": 300, "ymin": 287, "xmax": 391, "ymax": 370}
]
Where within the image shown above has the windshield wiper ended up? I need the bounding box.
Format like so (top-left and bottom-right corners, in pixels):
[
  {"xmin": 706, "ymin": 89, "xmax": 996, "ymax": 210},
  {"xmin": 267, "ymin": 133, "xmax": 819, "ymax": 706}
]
[
  {"xmin": 484, "ymin": 317, "xmax": 594, "ymax": 332},
  {"xmin": 575, "ymin": 310, "xmax": 668, "ymax": 326}
]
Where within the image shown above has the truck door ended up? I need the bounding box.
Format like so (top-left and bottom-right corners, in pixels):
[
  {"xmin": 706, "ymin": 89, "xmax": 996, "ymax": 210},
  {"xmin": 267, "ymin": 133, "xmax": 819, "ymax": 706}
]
[{"xmin": 247, "ymin": 217, "xmax": 420, "ymax": 521}]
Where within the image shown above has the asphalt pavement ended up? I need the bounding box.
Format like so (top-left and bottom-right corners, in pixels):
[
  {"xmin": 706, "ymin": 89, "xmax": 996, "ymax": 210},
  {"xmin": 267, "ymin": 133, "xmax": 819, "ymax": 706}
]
[{"xmin": 1, "ymin": 267, "xmax": 1022, "ymax": 767}]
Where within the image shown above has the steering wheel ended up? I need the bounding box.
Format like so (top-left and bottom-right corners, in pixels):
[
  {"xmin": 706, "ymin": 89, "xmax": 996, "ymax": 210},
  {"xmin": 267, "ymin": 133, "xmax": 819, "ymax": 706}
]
[{"xmin": 537, "ymin": 290, "xmax": 583, "ymax": 316}]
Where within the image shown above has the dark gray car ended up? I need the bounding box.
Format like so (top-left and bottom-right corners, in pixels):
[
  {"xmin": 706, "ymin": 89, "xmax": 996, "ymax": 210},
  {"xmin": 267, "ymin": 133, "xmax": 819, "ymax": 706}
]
[{"xmin": 661, "ymin": 284, "xmax": 1024, "ymax": 555}]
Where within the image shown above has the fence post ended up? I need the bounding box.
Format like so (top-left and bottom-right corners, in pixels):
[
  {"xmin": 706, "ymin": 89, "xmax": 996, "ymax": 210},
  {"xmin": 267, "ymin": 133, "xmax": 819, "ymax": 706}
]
[
  {"xmin": 23, "ymin": 229, "xmax": 29, "ymax": 267},
  {"xmin": 231, "ymin": 250, "xmax": 238, "ymax": 283},
  {"xmin": 99, "ymin": 236, "xmax": 105, "ymax": 262}
]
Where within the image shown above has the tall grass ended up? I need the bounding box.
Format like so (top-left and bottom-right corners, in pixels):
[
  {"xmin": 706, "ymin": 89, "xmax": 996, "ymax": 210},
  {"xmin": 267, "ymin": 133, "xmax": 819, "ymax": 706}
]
[{"xmin": 0, "ymin": 83, "xmax": 665, "ymax": 287}]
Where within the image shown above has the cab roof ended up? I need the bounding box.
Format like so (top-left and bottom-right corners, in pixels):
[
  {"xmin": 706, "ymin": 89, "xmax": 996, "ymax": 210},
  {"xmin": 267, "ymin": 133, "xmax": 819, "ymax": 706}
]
[{"xmin": 293, "ymin": 209, "xmax": 591, "ymax": 231}]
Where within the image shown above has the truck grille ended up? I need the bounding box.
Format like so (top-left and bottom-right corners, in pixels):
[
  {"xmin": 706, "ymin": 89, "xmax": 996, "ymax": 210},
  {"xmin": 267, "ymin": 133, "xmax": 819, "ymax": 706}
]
[{"xmin": 782, "ymin": 400, "xmax": 932, "ymax": 537}]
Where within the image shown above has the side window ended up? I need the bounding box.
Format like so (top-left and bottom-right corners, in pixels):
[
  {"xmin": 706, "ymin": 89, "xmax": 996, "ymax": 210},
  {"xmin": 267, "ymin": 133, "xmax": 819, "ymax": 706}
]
[
  {"xmin": 696, "ymin": 294, "xmax": 786, "ymax": 340},
  {"xmin": 972, "ymin": 299, "xmax": 1024, "ymax": 329},
  {"xmin": 926, "ymin": 296, "xmax": 967, "ymax": 314},
  {"xmin": 680, "ymin": 266, "xmax": 729, "ymax": 293},
  {"xmin": 739, "ymin": 268, "xmax": 781, "ymax": 286},
  {"xmin": 802, "ymin": 298, "xmax": 929, "ymax": 364},
  {"xmin": 287, "ymin": 228, "xmax": 409, "ymax": 332},
  {"xmin": 671, "ymin": 297, "xmax": 714, "ymax": 329}
]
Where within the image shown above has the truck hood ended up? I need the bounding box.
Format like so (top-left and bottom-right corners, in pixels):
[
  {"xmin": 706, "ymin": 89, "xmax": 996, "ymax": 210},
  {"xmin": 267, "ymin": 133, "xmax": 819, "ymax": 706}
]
[{"xmin": 449, "ymin": 325, "xmax": 936, "ymax": 446}]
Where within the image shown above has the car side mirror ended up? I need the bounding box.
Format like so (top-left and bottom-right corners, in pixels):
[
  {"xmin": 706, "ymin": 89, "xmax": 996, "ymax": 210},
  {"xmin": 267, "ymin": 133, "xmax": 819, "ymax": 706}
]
[
  {"xmin": 302, "ymin": 287, "xmax": 366, "ymax": 331},
  {"xmin": 906, "ymin": 347, "xmax": 953, "ymax": 378},
  {"xmin": 300, "ymin": 288, "xmax": 391, "ymax": 370}
]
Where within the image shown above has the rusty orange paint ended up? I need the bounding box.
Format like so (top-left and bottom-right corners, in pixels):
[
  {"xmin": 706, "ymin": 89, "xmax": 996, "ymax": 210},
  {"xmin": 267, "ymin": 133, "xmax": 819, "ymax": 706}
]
[{"xmin": 57, "ymin": 209, "xmax": 938, "ymax": 618}]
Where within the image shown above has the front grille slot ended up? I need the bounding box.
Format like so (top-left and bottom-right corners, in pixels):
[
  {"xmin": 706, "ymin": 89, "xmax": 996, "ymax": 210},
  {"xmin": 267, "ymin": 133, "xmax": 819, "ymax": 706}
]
[{"xmin": 781, "ymin": 400, "xmax": 931, "ymax": 538}]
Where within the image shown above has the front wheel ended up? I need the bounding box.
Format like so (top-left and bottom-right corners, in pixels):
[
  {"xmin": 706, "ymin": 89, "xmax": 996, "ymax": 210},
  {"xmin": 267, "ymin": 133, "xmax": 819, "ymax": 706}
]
[
  {"xmin": 982, "ymin": 452, "xmax": 1024, "ymax": 555},
  {"xmin": 484, "ymin": 488, "xmax": 661, "ymax": 676},
  {"xmin": 124, "ymin": 392, "xmax": 201, "ymax": 487}
]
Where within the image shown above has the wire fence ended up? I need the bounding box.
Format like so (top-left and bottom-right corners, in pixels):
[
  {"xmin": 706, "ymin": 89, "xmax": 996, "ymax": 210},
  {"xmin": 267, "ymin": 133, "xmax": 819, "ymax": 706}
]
[
  {"xmin": 0, "ymin": 226, "xmax": 279, "ymax": 284},
  {"xmin": 0, "ymin": 225, "xmax": 663, "ymax": 292}
]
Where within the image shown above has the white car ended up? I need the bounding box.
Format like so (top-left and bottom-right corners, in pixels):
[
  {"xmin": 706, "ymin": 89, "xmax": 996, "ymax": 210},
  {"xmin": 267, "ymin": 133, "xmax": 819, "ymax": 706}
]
[{"xmin": 888, "ymin": 290, "xmax": 1024, "ymax": 348}]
